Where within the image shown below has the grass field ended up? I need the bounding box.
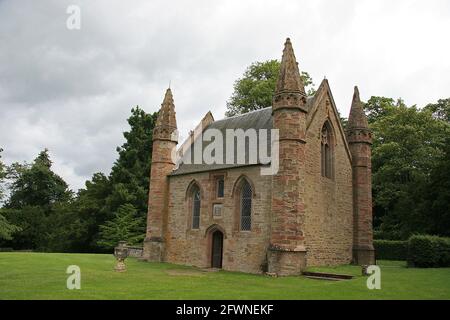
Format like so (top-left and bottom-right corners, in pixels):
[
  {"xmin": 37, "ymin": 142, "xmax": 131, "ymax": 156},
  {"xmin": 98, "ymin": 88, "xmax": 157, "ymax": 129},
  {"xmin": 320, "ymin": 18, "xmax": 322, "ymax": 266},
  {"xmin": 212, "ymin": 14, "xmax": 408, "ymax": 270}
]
[{"xmin": 0, "ymin": 252, "xmax": 449, "ymax": 300}]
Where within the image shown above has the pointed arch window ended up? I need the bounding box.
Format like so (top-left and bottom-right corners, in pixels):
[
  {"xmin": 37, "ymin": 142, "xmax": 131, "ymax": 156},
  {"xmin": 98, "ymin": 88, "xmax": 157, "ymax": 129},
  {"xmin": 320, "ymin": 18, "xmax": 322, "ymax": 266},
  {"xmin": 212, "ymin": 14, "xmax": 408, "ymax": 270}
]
[
  {"xmin": 217, "ymin": 177, "xmax": 225, "ymax": 198},
  {"xmin": 191, "ymin": 186, "xmax": 201, "ymax": 229},
  {"xmin": 240, "ymin": 180, "xmax": 252, "ymax": 231},
  {"xmin": 321, "ymin": 122, "xmax": 334, "ymax": 179}
]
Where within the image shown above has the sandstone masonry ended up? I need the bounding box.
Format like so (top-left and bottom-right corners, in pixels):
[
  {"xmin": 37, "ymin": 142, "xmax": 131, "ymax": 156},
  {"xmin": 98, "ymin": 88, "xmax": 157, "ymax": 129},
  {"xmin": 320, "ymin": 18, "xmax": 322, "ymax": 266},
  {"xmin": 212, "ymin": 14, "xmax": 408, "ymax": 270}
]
[{"xmin": 142, "ymin": 38, "xmax": 375, "ymax": 275}]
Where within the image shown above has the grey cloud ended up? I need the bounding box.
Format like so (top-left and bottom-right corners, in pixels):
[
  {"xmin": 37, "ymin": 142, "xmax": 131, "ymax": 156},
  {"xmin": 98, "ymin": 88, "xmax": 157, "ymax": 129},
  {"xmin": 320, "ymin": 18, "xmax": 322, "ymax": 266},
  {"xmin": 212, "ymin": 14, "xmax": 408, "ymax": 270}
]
[{"xmin": 1, "ymin": 0, "xmax": 449, "ymax": 191}]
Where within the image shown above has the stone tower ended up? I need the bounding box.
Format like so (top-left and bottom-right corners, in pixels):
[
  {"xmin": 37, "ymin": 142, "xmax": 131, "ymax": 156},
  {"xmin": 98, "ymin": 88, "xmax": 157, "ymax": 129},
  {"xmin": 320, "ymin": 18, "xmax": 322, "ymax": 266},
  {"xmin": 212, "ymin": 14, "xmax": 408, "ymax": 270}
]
[
  {"xmin": 143, "ymin": 88, "xmax": 178, "ymax": 262},
  {"xmin": 268, "ymin": 38, "xmax": 308, "ymax": 275},
  {"xmin": 347, "ymin": 86, "xmax": 375, "ymax": 265}
]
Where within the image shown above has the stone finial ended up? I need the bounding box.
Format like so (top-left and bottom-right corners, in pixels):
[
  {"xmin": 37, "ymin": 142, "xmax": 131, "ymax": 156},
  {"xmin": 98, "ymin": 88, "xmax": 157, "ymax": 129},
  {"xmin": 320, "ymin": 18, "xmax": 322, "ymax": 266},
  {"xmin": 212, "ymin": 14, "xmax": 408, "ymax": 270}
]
[
  {"xmin": 155, "ymin": 88, "xmax": 177, "ymax": 128},
  {"xmin": 275, "ymin": 38, "xmax": 306, "ymax": 96},
  {"xmin": 348, "ymin": 86, "xmax": 369, "ymax": 130},
  {"xmin": 153, "ymin": 88, "xmax": 178, "ymax": 142}
]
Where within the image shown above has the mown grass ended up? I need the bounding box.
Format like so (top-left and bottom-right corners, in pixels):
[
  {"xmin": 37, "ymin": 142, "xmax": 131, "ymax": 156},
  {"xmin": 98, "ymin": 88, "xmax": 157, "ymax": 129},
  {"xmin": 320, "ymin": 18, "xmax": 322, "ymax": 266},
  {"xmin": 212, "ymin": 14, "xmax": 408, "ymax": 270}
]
[{"xmin": 0, "ymin": 253, "xmax": 449, "ymax": 300}]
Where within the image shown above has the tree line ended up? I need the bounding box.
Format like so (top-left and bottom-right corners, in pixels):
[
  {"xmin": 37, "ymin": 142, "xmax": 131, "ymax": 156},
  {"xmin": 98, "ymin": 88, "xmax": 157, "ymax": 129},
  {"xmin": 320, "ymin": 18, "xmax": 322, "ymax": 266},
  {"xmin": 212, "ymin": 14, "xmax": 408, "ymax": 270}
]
[
  {"xmin": 0, "ymin": 108, "xmax": 157, "ymax": 252},
  {"xmin": 0, "ymin": 60, "xmax": 449, "ymax": 252}
]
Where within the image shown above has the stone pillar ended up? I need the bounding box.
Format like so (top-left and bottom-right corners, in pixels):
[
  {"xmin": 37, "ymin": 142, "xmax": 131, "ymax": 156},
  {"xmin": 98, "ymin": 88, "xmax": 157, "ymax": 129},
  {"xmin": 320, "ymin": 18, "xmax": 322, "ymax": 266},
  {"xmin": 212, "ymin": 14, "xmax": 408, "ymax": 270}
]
[
  {"xmin": 269, "ymin": 38, "xmax": 308, "ymax": 275},
  {"xmin": 142, "ymin": 88, "xmax": 178, "ymax": 262},
  {"xmin": 347, "ymin": 86, "xmax": 375, "ymax": 265}
]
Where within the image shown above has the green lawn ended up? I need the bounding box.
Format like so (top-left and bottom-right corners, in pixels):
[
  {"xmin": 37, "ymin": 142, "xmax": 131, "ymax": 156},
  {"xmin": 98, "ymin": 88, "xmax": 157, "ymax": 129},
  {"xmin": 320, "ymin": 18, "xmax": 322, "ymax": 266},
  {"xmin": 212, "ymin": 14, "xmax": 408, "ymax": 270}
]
[{"xmin": 0, "ymin": 252, "xmax": 449, "ymax": 300}]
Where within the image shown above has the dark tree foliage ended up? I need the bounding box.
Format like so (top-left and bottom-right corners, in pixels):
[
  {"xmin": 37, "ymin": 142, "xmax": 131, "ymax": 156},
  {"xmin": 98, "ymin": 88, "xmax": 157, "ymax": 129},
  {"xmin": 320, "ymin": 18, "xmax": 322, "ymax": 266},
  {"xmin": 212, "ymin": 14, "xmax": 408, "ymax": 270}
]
[
  {"xmin": 5, "ymin": 149, "xmax": 72, "ymax": 209},
  {"xmin": 0, "ymin": 150, "xmax": 73, "ymax": 249},
  {"xmin": 72, "ymin": 172, "xmax": 113, "ymax": 252},
  {"xmin": 0, "ymin": 148, "xmax": 5, "ymax": 202},
  {"xmin": 1, "ymin": 107, "xmax": 158, "ymax": 252},
  {"xmin": 108, "ymin": 107, "xmax": 158, "ymax": 217},
  {"xmin": 77, "ymin": 107, "xmax": 158, "ymax": 251},
  {"xmin": 0, "ymin": 148, "xmax": 21, "ymax": 240},
  {"xmin": 420, "ymin": 135, "xmax": 450, "ymax": 237},
  {"xmin": 97, "ymin": 204, "xmax": 145, "ymax": 250},
  {"xmin": 367, "ymin": 98, "xmax": 450, "ymax": 239}
]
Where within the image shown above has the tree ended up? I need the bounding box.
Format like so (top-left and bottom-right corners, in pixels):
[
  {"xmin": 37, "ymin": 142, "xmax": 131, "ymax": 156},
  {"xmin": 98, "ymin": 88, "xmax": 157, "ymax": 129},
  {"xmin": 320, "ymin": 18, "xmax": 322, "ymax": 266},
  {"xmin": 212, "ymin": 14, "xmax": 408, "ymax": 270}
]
[
  {"xmin": 0, "ymin": 148, "xmax": 5, "ymax": 202},
  {"xmin": 0, "ymin": 214, "xmax": 21, "ymax": 240},
  {"xmin": 1, "ymin": 106, "xmax": 158, "ymax": 252},
  {"xmin": 68, "ymin": 107, "xmax": 157, "ymax": 252},
  {"xmin": 43, "ymin": 200, "xmax": 92, "ymax": 253},
  {"xmin": 365, "ymin": 96, "xmax": 398, "ymax": 124},
  {"xmin": 0, "ymin": 206, "xmax": 46, "ymax": 247},
  {"xmin": 5, "ymin": 149, "xmax": 72, "ymax": 209},
  {"xmin": 97, "ymin": 204, "xmax": 145, "ymax": 250},
  {"xmin": 71, "ymin": 172, "xmax": 113, "ymax": 252},
  {"xmin": 225, "ymin": 60, "xmax": 315, "ymax": 117},
  {"xmin": 424, "ymin": 98, "xmax": 450, "ymax": 122},
  {"xmin": 107, "ymin": 107, "xmax": 158, "ymax": 215},
  {"xmin": 368, "ymin": 98, "xmax": 449, "ymax": 239},
  {"xmin": 0, "ymin": 149, "xmax": 22, "ymax": 241},
  {"xmin": 1, "ymin": 149, "xmax": 73, "ymax": 250},
  {"xmin": 420, "ymin": 134, "xmax": 450, "ymax": 237}
]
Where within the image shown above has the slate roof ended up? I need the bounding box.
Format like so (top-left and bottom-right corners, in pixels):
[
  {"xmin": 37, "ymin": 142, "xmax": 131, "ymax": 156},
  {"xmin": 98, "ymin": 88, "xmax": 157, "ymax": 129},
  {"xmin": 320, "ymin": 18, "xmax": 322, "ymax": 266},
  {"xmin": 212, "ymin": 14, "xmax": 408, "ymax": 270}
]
[{"xmin": 171, "ymin": 97, "xmax": 315, "ymax": 176}]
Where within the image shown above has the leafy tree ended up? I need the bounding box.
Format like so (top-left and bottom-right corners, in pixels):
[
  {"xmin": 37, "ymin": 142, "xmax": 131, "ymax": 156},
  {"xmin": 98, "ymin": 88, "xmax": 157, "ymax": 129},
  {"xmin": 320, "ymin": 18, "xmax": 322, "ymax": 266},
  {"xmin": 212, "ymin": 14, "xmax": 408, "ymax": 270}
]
[
  {"xmin": 97, "ymin": 204, "xmax": 145, "ymax": 250},
  {"xmin": 5, "ymin": 149, "xmax": 72, "ymax": 209},
  {"xmin": 107, "ymin": 107, "xmax": 158, "ymax": 216},
  {"xmin": 368, "ymin": 98, "xmax": 449, "ymax": 239},
  {"xmin": 72, "ymin": 172, "xmax": 113, "ymax": 252},
  {"xmin": 424, "ymin": 98, "xmax": 450, "ymax": 122},
  {"xmin": 69, "ymin": 107, "xmax": 157, "ymax": 252},
  {"xmin": 1, "ymin": 107, "xmax": 156, "ymax": 251},
  {"xmin": 0, "ymin": 148, "xmax": 5, "ymax": 202},
  {"xmin": 420, "ymin": 134, "xmax": 450, "ymax": 237},
  {"xmin": 0, "ymin": 149, "xmax": 22, "ymax": 241},
  {"xmin": 0, "ymin": 213, "xmax": 21, "ymax": 240},
  {"xmin": 365, "ymin": 96, "xmax": 399, "ymax": 124},
  {"xmin": 0, "ymin": 206, "xmax": 46, "ymax": 248},
  {"xmin": 225, "ymin": 60, "xmax": 315, "ymax": 117},
  {"xmin": 41, "ymin": 200, "xmax": 92, "ymax": 252},
  {"xmin": 1, "ymin": 150, "xmax": 73, "ymax": 250}
]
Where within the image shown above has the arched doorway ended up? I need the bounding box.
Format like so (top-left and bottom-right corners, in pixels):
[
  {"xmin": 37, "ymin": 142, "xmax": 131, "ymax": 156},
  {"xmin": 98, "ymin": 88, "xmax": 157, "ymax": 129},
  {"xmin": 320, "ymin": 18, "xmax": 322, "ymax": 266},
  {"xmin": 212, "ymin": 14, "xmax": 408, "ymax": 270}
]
[{"xmin": 211, "ymin": 230, "xmax": 223, "ymax": 268}]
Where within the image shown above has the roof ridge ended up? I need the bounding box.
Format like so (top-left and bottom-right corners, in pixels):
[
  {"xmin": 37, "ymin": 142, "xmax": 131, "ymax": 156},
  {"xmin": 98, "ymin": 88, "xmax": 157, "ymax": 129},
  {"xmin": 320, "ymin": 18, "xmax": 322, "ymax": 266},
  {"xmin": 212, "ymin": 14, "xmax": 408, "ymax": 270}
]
[{"xmin": 214, "ymin": 107, "xmax": 272, "ymax": 123}]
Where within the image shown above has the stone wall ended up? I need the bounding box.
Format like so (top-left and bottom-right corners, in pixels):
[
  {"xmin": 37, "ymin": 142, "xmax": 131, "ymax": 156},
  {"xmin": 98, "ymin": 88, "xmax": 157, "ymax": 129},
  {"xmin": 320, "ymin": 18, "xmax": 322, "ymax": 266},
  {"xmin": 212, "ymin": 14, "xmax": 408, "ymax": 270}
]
[
  {"xmin": 304, "ymin": 91, "xmax": 354, "ymax": 266},
  {"xmin": 165, "ymin": 166, "xmax": 272, "ymax": 274},
  {"xmin": 125, "ymin": 246, "xmax": 143, "ymax": 258}
]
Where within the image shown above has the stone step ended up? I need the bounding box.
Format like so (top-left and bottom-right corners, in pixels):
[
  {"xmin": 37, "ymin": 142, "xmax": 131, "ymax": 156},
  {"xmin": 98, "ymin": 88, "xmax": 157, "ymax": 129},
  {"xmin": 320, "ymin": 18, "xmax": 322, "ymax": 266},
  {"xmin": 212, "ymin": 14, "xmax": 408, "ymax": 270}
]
[
  {"xmin": 304, "ymin": 275, "xmax": 345, "ymax": 281},
  {"xmin": 302, "ymin": 271, "xmax": 354, "ymax": 281}
]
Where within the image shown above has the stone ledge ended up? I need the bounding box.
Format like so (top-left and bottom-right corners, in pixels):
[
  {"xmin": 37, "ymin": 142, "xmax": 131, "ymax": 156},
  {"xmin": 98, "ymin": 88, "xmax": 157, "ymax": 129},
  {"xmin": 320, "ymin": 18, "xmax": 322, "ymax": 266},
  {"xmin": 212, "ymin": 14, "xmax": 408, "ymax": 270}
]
[{"xmin": 268, "ymin": 244, "xmax": 307, "ymax": 252}]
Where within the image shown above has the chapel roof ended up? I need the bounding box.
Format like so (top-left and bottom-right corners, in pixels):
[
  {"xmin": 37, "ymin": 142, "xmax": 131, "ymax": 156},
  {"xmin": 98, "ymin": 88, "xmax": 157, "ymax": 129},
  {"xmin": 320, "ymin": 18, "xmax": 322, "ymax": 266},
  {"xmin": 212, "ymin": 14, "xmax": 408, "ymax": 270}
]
[{"xmin": 170, "ymin": 97, "xmax": 314, "ymax": 176}]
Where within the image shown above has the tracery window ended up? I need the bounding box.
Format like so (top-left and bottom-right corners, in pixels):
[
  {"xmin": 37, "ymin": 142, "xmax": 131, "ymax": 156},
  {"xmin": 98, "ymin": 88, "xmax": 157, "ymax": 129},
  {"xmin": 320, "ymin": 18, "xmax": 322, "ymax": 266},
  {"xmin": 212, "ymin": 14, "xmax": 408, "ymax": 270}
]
[{"xmin": 240, "ymin": 180, "xmax": 252, "ymax": 231}]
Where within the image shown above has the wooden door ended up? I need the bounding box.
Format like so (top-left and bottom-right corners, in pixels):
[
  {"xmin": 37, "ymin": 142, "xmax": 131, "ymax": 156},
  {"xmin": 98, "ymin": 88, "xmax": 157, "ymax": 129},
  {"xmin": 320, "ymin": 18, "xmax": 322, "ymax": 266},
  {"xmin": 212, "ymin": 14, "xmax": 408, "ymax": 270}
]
[{"xmin": 211, "ymin": 230, "xmax": 223, "ymax": 268}]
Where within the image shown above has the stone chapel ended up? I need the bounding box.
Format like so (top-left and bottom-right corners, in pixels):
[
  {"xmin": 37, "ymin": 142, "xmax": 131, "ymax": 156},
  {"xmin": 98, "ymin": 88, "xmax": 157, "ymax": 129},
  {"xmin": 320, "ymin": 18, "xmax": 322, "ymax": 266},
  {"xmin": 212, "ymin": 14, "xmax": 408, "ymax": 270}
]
[{"xmin": 142, "ymin": 38, "xmax": 375, "ymax": 276}]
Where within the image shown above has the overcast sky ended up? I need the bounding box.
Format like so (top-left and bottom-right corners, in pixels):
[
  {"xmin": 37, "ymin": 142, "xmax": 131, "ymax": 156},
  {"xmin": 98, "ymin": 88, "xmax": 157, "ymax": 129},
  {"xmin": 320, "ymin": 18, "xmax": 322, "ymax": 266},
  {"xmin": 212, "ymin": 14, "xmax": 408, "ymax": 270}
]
[{"xmin": 0, "ymin": 0, "xmax": 449, "ymax": 192}]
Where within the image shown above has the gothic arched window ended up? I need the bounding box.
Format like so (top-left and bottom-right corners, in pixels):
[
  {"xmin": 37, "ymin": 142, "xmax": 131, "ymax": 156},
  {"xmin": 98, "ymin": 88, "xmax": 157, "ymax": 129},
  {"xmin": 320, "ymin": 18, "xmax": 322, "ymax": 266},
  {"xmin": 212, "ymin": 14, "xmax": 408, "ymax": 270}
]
[
  {"xmin": 240, "ymin": 179, "xmax": 252, "ymax": 231},
  {"xmin": 191, "ymin": 186, "xmax": 201, "ymax": 229},
  {"xmin": 321, "ymin": 122, "xmax": 334, "ymax": 179}
]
